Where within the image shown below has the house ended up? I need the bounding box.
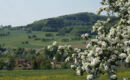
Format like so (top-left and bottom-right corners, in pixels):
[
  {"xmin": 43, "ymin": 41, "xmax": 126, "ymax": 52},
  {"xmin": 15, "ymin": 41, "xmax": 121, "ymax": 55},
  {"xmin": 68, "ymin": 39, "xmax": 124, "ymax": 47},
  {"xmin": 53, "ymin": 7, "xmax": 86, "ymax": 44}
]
[{"xmin": 15, "ymin": 59, "xmax": 31, "ymax": 70}]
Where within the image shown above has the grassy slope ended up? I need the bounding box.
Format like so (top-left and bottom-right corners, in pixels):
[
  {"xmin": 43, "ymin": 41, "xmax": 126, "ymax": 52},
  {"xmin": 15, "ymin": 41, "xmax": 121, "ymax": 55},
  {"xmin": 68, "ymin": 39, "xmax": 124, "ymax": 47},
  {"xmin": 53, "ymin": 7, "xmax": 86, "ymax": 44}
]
[
  {"xmin": 0, "ymin": 29, "xmax": 86, "ymax": 48},
  {"xmin": 0, "ymin": 68, "xmax": 129, "ymax": 80}
]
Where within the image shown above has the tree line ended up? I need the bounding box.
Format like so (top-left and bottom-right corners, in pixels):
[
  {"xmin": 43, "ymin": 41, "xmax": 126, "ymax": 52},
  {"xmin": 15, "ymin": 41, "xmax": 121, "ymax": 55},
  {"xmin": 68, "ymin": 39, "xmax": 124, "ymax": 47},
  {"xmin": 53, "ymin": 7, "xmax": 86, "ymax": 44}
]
[{"xmin": 0, "ymin": 44, "xmax": 70, "ymax": 70}]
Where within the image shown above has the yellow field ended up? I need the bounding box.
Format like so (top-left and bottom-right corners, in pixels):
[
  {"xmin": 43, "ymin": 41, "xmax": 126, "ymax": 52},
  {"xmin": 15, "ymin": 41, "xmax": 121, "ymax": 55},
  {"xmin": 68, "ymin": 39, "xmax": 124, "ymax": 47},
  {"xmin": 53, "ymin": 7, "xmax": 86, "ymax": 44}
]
[{"xmin": 0, "ymin": 69, "xmax": 129, "ymax": 80}]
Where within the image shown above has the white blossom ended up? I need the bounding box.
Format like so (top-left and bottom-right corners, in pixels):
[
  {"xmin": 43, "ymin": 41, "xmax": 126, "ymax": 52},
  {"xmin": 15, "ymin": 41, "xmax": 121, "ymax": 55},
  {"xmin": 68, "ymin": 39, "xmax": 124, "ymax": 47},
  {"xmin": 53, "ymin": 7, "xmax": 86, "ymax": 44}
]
[
  {"xmin": 74, "ymin": 58, "xmax": 78, "ymax": 64},
  {"xmin": 123, "ymin": 77, "xmax": 128, "ymax": 80},
  {"xmin": 125, "ymin": 55, "xmax": 130, "ymax": 63},
  {"xmin": 52, "ymin": 41, "xmax": 57, "ymax": 46},
  {"xmin": 53, "ymin": 57, "xmax": 56, "ymax": 60},
  {"xmin": 90, "ymin": 57, "xmax": 100, "ymax": 66},
  {"xmin": 76, "ymin": 67, "xmax": 81, "ymax": 75},
  {"xmin": 74, "ymin": 48, "xmax": 81, "ymax": 53},
  {"xmin": 58, "ymin": 46, "xmax": 64, "ymax": 50},
  {"xmin": 110, "ymin": 75, "xmax": 117, "ymax": 80},
  {"xmin": 65, "ymin": 57, "xmax": 70, "ymax": 62},
  {"xmin": 109, "ymin": 28, "xmax": 116, "ymax": 35},
  {"xmin": 119, "ymin": 53, "xmax": 127, "ymax": 59},
  {"xmin": 71, "ymin": 65, "xmax": 75, "ymax": 69},
  {"xmin": 87, "ymin": 50, "xmax": 94, "ymax": 57},
  {"xmin": 111, "ymin": 55, "xmax": 117, "ymax": 61},
  {"xmin": 101, "ymin": 41, "xmax": 107, "ymax": 47},
  {"xmin": 87, "ymin": 75, "xmax": 93, "ymax": 80},
  {"xmin": 47, "ymin": 45, "xmax": 51, "ymax": 49},
  {"xmin": 72, "ymin": 54, "xmax": 75, "ymax": 58},
  {"xmin": 86, "ymin": 43, "xmax": 91, "ymax": 48},
  {"xmin": 81, "ymin": 55, "xmax": 85, "ymax": 60},
  {"xmin": 104, "ymin": 65, "xmax": 109, "ymax": 71},
  {"xmin": 76, "ymin": 70, "xmax": 81, "ymax": 75},
  {"xmin": 95, "ymin": 47, "xmax": 102, "ymax": 55},
  {"xmin": 81, "ymin": 33, "xmax": 89, "ymax": 39},
  {"xmin": 67, "ymin": 45, "xmax": 72, "ymax": 49}
]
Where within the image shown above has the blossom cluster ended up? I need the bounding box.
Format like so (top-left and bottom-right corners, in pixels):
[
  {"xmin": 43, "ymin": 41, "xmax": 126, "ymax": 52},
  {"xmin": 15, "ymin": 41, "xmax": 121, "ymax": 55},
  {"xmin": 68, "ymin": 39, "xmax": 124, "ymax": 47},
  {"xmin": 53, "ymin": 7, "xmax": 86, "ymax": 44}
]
[{"xmin": 47, "ymin": 0, "xmax": 130, "ymax": 80}]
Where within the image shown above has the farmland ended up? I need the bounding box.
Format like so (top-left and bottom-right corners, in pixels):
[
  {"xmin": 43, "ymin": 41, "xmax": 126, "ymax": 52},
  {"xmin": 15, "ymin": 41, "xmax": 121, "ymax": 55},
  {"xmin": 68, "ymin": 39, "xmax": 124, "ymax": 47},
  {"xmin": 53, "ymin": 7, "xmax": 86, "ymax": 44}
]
[
  {"xmin": 0, "ymin": 29, "xmax": 87, "ymax": 48},
  {"xmin": 0, "ymin": 68, "xmax": 129, "ymax": 80}
]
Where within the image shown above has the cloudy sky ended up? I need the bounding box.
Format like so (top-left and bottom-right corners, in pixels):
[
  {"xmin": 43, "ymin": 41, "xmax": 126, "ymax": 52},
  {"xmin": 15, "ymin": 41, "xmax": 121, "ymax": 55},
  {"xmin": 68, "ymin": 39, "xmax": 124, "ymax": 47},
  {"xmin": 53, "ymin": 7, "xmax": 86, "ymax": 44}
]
[{"xmin": 0, "ymin": 0, "xmax": 101, "ymax": 26}]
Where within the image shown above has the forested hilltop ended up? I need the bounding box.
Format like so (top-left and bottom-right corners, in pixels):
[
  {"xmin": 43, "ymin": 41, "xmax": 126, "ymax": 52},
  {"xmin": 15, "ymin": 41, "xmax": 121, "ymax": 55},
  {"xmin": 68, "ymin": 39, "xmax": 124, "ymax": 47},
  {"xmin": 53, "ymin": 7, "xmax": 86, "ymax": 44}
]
[{"xmin": 19, "ymin": 12, "xmax": 107, "ymax": 35}]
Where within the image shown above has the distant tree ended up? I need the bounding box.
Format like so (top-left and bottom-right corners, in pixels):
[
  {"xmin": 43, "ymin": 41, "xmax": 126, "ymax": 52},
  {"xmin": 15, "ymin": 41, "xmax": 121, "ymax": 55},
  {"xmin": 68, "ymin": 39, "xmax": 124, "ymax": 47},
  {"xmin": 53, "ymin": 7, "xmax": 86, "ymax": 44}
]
[
  {"xmin": 61, "ymin": 38, "xmax": 70, "ymax": 42},
  {"xmin": 34, "ymin": 38, "xmax": 41, "ymax": 40},
  {"xmin": 45, "ymin": 33, "xmax": 53, "ymax": 37},
  {"xmin": 40, "ymin": 58, "xmax": 51, "ymax": 69},
  {"xmin": 7, "ymin": 55, "xmax": 15, "ymax": 70},
  {"xmin": 31, "ymin": 60, "xmax": 38, "ymax": 69},
  {"xmin": 55, "ymin": 53, "xmax": 62, "ymax": 62},
  {"xmin": 7, "ymin": 32, "xmax": 10, "ymax": 35},
  {"xmin": 32, "ymin": 35, "xmax": 37, "ymax": 38},
  {"xmin": 58, "ymin": 27, "xmax": 73, "ymax": 34},
  {"xmin": 28, "ymin": 35, "xmax": 32, "ymax": 39},
  {"xmin": 56, "ymin": 33, "xmax": 65, "ymax": 36},
  {"xmin": 21, "ymin": 42, "xmax": 25, "ymax": 44},
  {"xmin": 0, "ymin": 59, "xmax": 5, "ymax": 69},
  {"xmin": 26, "ymin": 30, "xmax": 32, "ymax": 33},
  {"xmin": 61, "ymin": 62, "xmax": 70, "ymax": 69},
  {"xmin": 25, "ymin": 41, "xmax": 29, "ymax": 44}
]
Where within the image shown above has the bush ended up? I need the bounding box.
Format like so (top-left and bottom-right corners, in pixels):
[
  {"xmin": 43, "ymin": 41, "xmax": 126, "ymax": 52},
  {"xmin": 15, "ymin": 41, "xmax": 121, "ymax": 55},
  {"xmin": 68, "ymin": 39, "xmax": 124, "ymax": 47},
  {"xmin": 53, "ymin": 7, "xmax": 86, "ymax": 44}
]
[
  {"xmin": 26, "ymin": 30, "xmax": 32, "ymax": 33},
  {"xmin": 61, "ymin": 62, "xmax": 70, "ymax": 69},
  {"xmin": 71, "ymin": 37, "xmax": 81, "ymax": 41},
  {"xmin": 0, "ymin": 59, "xmax": 5, "ymax": 70},
  {"xmin": 61, "ymin": 38, "xmax": 70, "ymax": 42},
  {"xmin": 21, "ymin": 41, "xmax": 29, "ymax": 44},
  {"xmin": 28, "ymin": 35, "xmax": 32, "ymax": 39},
  {"xmin": 25, "ymin": 41, "xmax": 29, "ymax": 44},
  {"xmin": 40, "ymin": 60, "xmax": 51, "ymax": 70},
  {"xmin": 56, "ymin": 33, "xmax": 65, "ymax": 36},
  {"xmin": 45, "ymin": 33, "xmax": 53, "ymax": 37},
  {"xmin": 42, "ymin": 38, "xmax": 54, "ymax": 42},
  {"xmin": 34, "ymin": 38, "xmax": 41, "ymax": 40},
  {"xmin": 32, "ymin": 35, "xmax": 37, "ymax": 38}
]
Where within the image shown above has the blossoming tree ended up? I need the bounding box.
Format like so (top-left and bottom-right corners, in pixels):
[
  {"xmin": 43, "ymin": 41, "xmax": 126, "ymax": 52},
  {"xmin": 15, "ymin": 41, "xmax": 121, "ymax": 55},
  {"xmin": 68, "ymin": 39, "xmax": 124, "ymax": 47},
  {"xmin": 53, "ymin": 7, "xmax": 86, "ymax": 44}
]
[{"xmin": 47, "ymin": 0, "xmax": 130, "ymax": 80}]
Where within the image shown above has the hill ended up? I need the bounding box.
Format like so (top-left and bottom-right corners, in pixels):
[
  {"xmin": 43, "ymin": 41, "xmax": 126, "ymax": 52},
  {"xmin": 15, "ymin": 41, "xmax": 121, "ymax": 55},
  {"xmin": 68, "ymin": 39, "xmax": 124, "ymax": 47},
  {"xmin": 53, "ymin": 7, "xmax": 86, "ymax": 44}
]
[
  {"xmin": 0, "ymin": 12, "xmax": 109, "ymax": 48},
  {"xmin": 20, "ymin": 12, "xmax": 107, "ymax": 35}
]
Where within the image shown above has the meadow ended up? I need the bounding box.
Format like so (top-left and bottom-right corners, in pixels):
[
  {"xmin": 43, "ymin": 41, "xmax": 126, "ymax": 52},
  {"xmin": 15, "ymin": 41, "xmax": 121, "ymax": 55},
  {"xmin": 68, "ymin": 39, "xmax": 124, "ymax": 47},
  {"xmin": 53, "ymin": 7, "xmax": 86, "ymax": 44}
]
[
  {"xmin": 0, "ymin": 68, "xmax": 129, "ymax": 80},
  {"xmin": 0, "ymin": 29, "xmax": 86, "ymax": 48}
]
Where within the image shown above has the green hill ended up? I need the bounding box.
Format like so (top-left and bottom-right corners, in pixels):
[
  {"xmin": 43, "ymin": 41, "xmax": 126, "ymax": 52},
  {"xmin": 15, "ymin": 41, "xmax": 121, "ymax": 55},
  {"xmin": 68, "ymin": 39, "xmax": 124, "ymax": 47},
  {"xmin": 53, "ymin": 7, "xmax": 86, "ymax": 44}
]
[
  {"xmin": 20, "ymin": 12, "xmax": 107, "ymax": 35},
  {"xmin": 0, "ymin": 12, "xmax": 109, "ymax": 48}
]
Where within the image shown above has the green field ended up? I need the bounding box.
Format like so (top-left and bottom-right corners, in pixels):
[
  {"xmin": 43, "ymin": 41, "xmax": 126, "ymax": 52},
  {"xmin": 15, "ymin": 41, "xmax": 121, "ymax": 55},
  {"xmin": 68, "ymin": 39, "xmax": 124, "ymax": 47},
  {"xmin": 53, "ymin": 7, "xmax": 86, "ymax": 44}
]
[
  {"xmin": 0, "ymin": 29, "xmax": 86, "ymax": 48},
  {"xmin": 0, "ymin": 68, "xmax": 130, "ymax": 80}
]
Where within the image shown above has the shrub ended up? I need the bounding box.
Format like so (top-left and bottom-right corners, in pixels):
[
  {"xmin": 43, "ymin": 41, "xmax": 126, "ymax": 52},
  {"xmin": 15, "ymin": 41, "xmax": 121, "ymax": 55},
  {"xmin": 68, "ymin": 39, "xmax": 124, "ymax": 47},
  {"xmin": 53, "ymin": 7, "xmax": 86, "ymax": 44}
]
[
  {"xmin": 32, "ymin": 35, "xmax": 37, "ymax": 38},
  {"xmin": 61, "ymin": 62, "xmax": 70, "ymax": 69},
  {"xmin": 28, "ymin": 35, "xmax": 32, "ymax": 39},
  {"xmin": 45, "ymin": 33, "xmax": 53, "ymax": 37},
  {"xmin": 61, "ymin": 38, "xmax": 70, "ymax": 42}
]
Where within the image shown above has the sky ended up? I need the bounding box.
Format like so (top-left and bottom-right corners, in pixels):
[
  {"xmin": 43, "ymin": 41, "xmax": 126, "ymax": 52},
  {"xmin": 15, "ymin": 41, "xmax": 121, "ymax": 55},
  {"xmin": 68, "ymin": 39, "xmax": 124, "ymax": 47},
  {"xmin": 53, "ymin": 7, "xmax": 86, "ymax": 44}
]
[{"xmin": 0, "ymin": 0, "xmax": 101, "ymax": 26}]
